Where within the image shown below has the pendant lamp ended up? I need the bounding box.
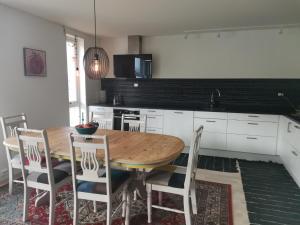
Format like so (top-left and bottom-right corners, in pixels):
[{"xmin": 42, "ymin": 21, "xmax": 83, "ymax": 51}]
[{"xmin": 83, "ymin": 0, "xmax": 109, "ymax": 79}]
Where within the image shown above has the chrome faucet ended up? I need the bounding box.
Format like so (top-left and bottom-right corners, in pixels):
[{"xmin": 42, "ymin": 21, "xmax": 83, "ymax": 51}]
[{"xmin": 210, "ymin": 88, "xmax": 221, "ymax": 108}]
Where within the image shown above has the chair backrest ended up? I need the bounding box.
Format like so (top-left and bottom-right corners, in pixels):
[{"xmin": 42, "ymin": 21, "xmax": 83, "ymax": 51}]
[
  {"xmin": 91, "ymin": 112, "xmax": 113, "ymax": 130},
  {"xmin": 0, "ymin": 113, "xmax": 27, "ymax": 139},
  {"xmin": 121, "ymin": 114, "xmax": 146, "ymax": 132},
  {"xmin": 184, "ymin": 126, "xmax": 203, "ymax": 192},
  {"xmin": 16, "ymin": 128, "xmax": 54, "ymax": 186},
  {"xmin": 69, "ymin": 133, "xmax": 112, "ymax": 196}
]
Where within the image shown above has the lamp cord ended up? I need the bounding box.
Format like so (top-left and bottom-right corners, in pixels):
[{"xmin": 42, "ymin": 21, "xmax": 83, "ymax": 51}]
[{"xmin": 94, "ymin": 0, "xmax": 97, "ymax": 48}]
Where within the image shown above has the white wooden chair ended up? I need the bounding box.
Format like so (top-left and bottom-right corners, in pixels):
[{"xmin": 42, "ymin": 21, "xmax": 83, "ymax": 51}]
[
  {"xmin": 0, "ymin": 113, "xmax": 28, "ymax": 194},
  {"xmin": 69, "ymin": 133, "xmax": 131, "ymax": 225},
  {"xmin": 121, "ymin": 114, "xmax": 146, "ymax": 132},
  {"xmin": 16, "ymin": 128, "xmax": 72, "ymax": 225},
  {"xmin": 146, "ymin": 126, "xmax": 203, "ymax": 225},
  {"xmin": 91, "ymin": 112, "xmax": 114, "ymax": 130}
]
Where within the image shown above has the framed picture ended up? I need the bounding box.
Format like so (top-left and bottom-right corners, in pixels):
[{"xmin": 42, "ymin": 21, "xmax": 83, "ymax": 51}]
[{"xmin": 23, "ymin": 48, "xmax": 47, "ymax": 76}]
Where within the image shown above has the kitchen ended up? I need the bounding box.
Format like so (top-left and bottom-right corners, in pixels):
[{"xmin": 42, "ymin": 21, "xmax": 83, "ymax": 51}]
[{"xmin": 0, "ymin": 1, "xmax": 300, "ymax": 225}]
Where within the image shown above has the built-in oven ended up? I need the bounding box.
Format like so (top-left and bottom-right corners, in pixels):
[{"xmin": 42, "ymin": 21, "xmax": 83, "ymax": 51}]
[{"xmin": 113, "ymin": 108, "xmax": 140, "ymax": 130}]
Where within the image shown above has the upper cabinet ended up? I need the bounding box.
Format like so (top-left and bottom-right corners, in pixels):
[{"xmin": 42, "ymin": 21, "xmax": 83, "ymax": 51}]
[{"xmin": 163, "ymin": 110, "xmax": 193, "ymax": 146}]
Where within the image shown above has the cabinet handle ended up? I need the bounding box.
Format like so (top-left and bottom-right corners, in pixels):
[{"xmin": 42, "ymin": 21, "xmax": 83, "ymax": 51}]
[
  {"xmin": 248, "ymin": 115, "xmax": 259, "ymax": 118},
  {"xmin": 247, "ymin": 137, "xmax": 258, "ymax": 140},
  {"xmin": 148, "ymin": 110, "xmax": 156, "ymax": 113},
  {"xmin": 292, "ymin": 151, "xmax": 299, "ymax": 157},
  {"xmin": 147, "ymin": 129, "xmax": 156, "ymax": 132},
  {"xmin": 294, "ymin": 125, "xmax": 300, "ymax": 130},
  {"xmin": 174, "ymin": 111, "xmax": 183, "ymax": 114},
  {"xmin": 147, "ymin": 116, "xmax": 156, "ymax": 119},
  {"xmin": 206, "ymin": 120, "xmax": 216, "ymax": 123},
  {"xmin": 287, "ymin": 122, "xmax": 292, "ymax": 133},
  {"xmin": 248, "ymin": 122, "xmax": 259, "ymax": 125}
]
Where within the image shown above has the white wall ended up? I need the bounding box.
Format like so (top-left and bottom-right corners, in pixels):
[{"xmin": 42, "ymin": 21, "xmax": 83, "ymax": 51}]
[
  {"xmin": 99, "ymin": 37, "xmax": 130, "ymax": 78},
  {"xmin": 0, "ymin": 4, "xmax": 69, "ymax": 184},
  {"xmin": 142, "ymin": 28, "xmax": 300, "ymax": 78}
]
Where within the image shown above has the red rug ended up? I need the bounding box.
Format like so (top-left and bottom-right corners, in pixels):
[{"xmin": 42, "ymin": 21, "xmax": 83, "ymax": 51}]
[{"xmin": 0, "ymin": 181, "xmax": 233, "ymax": 225}]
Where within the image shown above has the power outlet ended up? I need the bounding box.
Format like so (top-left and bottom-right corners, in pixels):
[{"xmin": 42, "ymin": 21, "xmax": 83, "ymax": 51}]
[
  {"xmin": 133, "ymin": 83, "xmax": 139, "ymax": 88},
  {"xmin": 277, "ymin": 92, "xmax": 284, "ymax": 97}
]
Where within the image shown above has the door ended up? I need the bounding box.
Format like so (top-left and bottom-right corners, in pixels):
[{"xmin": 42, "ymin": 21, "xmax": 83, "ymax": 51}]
[{"xmin": 66, "ymin": 35, "xmax": 84, "ymax": 126}]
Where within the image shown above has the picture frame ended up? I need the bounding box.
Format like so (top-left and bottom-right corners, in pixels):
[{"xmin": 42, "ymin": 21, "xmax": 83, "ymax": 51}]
[{"xmin": 23, "ymin": 48, "xmax": 47, "ymax": 76}]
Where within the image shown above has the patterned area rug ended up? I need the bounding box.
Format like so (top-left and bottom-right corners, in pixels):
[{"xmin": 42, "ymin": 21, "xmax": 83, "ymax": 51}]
[{"xmin": 0, "ymin": 181, "xmax": 233, "ymax": 225}]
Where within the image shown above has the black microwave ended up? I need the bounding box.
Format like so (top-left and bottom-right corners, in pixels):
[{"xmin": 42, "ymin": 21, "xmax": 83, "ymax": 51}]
[{"xmin": 113, "ymin": 54, "xmax": 152, "ymax": 79}]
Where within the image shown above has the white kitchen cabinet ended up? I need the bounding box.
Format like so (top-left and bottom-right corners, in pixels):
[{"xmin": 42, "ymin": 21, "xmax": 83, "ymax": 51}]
[
  {"xmin": 146, "ymin": 115, "xmax": 163, "ymax": 129},
  {"xmin": 227, "ymin": 120, "xmax": 278, "ymax": 137},
  {"xmin": 200, "ymin": 132, "xmax": 227, "ymax": 150},
  {"xmin": 88, "ymin": 106, "xmax": 113, "ymax": 121},
  {"xmin": 194, "ymin": 118, "xmax": 227, "ymax": 133},
  {"xmin": 146, "ymin": 128, "xmax": 163, "ymax": 134},
  {"xmin": 194, "ymin": 111, "xmax": 227, "ymax": 120},
  {"xmin": 163, "ymin": 110, "xmax": 193, "ymax": 146},
  {"xmin": 228, "ymin": 113, "xmax": 279, "ymax": 122},
  {"xmin": 227, "ymin": 134, "xmax": 277, "ymax": 155},
  {"xmin": 278, "ymin": 116, "xmax": 300, "ymax": 186}
]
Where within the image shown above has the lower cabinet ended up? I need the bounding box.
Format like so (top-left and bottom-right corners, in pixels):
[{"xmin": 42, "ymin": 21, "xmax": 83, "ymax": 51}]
[
  {"xmin": 279, "ymin": 140, "xmax": 300, "ymax": 186},
  {"xmin": 200, "ymin": 132, "xmax": 227, "ymax": 150},
  {"xmin": 227, "ymin": 134, "xmax": 277, "ymax": 155},
  {"xmin": 146, "ymin": 127, "xmax": 163, "ymax": 134},
  {"xmin": 163, "ymin": 110, "xmax": 193, "ymax": 146}
]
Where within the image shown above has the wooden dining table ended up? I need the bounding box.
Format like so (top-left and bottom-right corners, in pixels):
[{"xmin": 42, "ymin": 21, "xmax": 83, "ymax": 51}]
[
  {"xmin": 3, "ymin": 127, "xmax": 185, "ymax": 169},
  {"xmin": 3, "ymin": 127, "xmax": 185, "ymax": 224}
]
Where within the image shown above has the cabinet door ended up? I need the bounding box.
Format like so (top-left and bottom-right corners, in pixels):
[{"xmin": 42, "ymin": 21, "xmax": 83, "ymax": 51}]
[
  {"xmin": 146, "ymin": 115, "xmax": 163, "ymax": 129},
  {"xmin": 194, "ymin": 118, "xmax": 227, "ymax": 133},
  {"xmin": 227, "ymin": 134, "xmax": 277, "ymax": 155},
  {"xmin": 163, "ymin": 110, "xmax": 193, "ymax": 146},
  {"xmin": 200, "ymin": 132, "xmax": 227, "ymax": 150}
]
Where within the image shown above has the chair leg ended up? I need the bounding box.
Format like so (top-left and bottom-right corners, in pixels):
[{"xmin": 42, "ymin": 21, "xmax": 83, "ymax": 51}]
[
  {"xmin": 190, "ymin": 182, "xmax": 197, "ymax": 214},
  {"xmin": 73, "ymin": 195, "xmax": 79, "ymax": 225},
  {"xmin": 8, "ymin": 166, "xmax": 13, "ymax": 195},
  {"xmin": 93, "ymin": 201, "xmax": 97, "ymax": 213},
  {"xmin": 133, "ymin": 189, "xmax": 137, "ymax": 201},
  {"xmin": 146, "ymin": 184, "xmax": 152, "ymax": 224},
  {"xmin": 23, "ymin": 186, "xmax": 29, "ymax": 222},
  {"xmin": 107, "ymin": 201, "xmax": 112, "ymax": 225},
  {"xmin": 122, "ymin": 187, "xmax": 127, "ymax": 218},
  {"xmin": 158, "ymin": 191, "xmax": 162, "ymax": 206},
  {"xmin": 183, "ymin": 195, "xmax": 192, "ymax": 225},
  {"xmin": 125, "ymin": 192, "xmax": 131, "ymax": 225},
  {"xmin": 49, "ymin": 191, "xmax": 55, "ymax": 225}
]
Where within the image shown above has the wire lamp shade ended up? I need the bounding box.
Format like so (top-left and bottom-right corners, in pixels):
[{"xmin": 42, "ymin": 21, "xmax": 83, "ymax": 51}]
[{"xmin": 83, "ymin": 47, "xmax": 109, "ymax": 79}]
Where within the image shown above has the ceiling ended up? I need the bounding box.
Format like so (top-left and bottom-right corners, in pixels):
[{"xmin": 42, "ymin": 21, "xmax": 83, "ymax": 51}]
[{"xmin": 1, "ymin": 0, "xmax": 300, "ymax": 37}]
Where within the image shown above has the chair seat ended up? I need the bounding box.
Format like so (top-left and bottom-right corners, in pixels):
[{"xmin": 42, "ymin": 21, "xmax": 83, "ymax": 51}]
[
  {"xmin": 146, "ymin": 171, "xmax": 186, "ymax": 189},
  {"xmin": 27, "ymin": 162, "xmax": 71, "ymax": 184},
  {"xmin": 77, "ymin": 170, "xmax": 130, "ymax": 194}
]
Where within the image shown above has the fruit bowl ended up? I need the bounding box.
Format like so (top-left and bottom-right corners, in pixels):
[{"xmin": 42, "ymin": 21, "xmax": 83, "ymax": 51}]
[{"xmin": 75, "ymin": 123, "xmax": 98, "ymax": 135}]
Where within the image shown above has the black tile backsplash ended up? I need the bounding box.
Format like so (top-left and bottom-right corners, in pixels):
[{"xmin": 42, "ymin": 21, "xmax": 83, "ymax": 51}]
[{"xmin": 101, "ymin": 78, "xmax": 300, "ymax": 114}]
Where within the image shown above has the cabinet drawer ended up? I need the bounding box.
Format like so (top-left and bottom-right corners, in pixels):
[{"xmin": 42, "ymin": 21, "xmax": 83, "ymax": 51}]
[
  {"xmin": 146, "ymin": 115, "xmax": 163, "ymax": 129},
  {"xmin": 227, "ymin": 134, "xmax": 277, "ymax": 155},
  {"xmin": 200, "ymin": 132, "xmax": 227, "ymax": 150},
  {"xmin": 228, "ymin": 113, "xmax": 279, "ymax": 122},
  {"xmin": 140, "ymin": 109, "xmax": 164, "ymax": 116},
  {"xmin": 194, "ymin": 118, "xmax": 227, "ymax": 133},
  {"xmin": 194, "ymin": 111, "xmax": 227, "ymax": 120},
  {"xmin": 89, "ymin": 106, "xmax": 113, "ymax": 113},
  {"xmin": 227, "ymin": 120, "xmax": 278, "ymax": 137},
  {"xmin": 146, "ymin": 128, "xmax": 163, "ymax": 134}
]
